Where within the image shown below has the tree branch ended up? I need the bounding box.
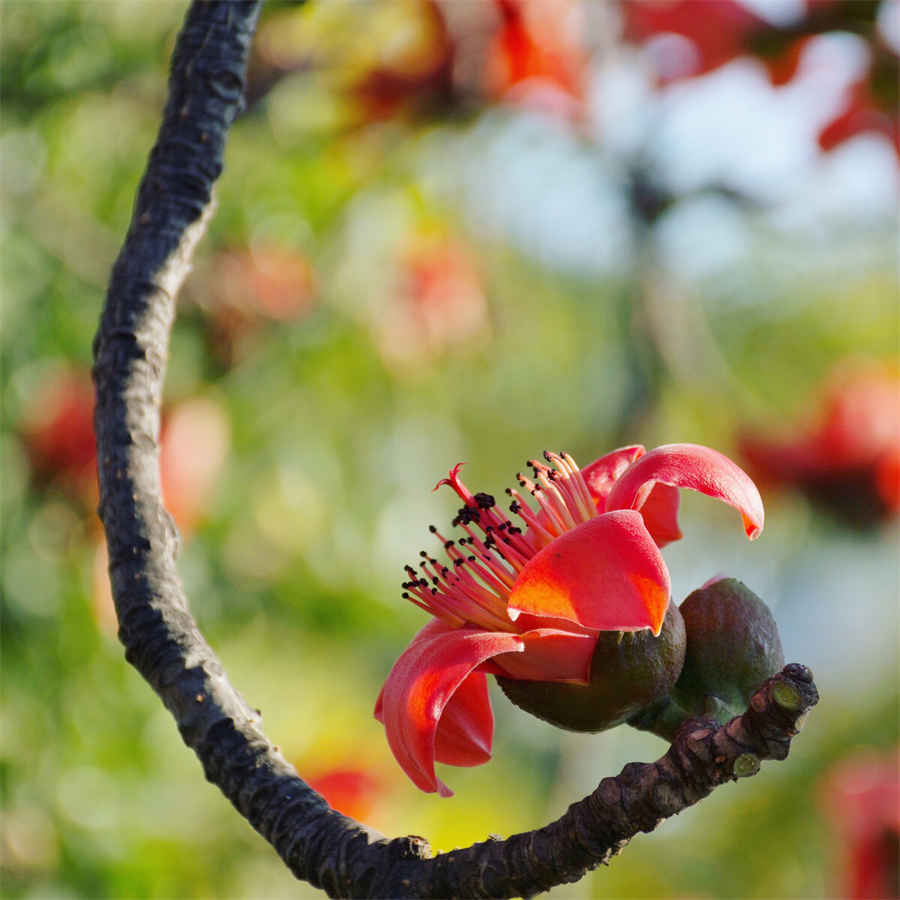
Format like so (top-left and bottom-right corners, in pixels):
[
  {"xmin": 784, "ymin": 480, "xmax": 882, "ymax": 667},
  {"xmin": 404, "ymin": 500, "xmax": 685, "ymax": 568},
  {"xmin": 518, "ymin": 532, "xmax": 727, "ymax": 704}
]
[{"xmin": 93, "ymin": 3, "xmax": 819, "ymax": 897}]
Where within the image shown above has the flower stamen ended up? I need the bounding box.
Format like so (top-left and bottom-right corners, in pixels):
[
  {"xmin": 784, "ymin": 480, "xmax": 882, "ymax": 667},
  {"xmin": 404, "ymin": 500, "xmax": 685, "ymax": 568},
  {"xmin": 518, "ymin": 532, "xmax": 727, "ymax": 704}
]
[
  {"xmin": 506, "ymin": 489, "xmax": 557, "ymax": 546},
  {"xmin": 406, "ymin": 451, "xmax": 623, "ymax": 631},
  {"xmin": 517, "ymin": 473, "xmax": 570, "ymax": 534},
  {"xmin": 529, "ymin": 461, "xmax": 579, "ymax": 529},
  {"xmin": 450, "ymin": 526, "xmax": 518, "ymax": 587},
  {"xmin": 559, "ymin": 451, "xmax": 597, "ymax": 518},
  {"xmin": 544, "ymin": 450, "xmax": 596, "ymax": 522}
]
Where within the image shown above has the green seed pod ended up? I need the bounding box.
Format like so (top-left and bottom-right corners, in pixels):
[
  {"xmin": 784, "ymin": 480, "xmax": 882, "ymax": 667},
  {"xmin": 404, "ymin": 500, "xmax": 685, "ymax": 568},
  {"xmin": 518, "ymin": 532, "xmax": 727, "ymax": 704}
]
[
  {"xmin": 497, "ymin": 601, "xmax": 686, "ymax": 732},
  {"xmin": 672, "ymin": 578, "xmax": 784, "ymax": 723}
]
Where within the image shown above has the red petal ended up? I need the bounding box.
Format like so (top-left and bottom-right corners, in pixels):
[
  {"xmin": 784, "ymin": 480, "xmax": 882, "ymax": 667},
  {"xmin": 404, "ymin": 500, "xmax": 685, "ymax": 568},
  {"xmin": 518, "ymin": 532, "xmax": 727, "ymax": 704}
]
[
  {"xmin": 622, "ymin": 0, "xmax": 764, "ymax": 81},
  {"xmin": 580, "ymin": 445, "xmax": 645, "ymax": 510},
  {"xmin": 433, "ymin": 670, "xmax": 493, "ymax": 767},
  {"xmin": 375, "ymin": 622, "xmax": 524, "ymax": 796},
  {"xmin": 508, "ymin": 510, "xmax": 670, "ymax": 636},
  {"xmin": 492, "ymin": 628, "xmax": 597, "ymax": 684},
  {"xmin": 640, "ymin": 483, "xmax": 683, "ymax": 548},
  {"xmin": 606, "ymin": 443, "xmax": 764, "ymax": 540}
]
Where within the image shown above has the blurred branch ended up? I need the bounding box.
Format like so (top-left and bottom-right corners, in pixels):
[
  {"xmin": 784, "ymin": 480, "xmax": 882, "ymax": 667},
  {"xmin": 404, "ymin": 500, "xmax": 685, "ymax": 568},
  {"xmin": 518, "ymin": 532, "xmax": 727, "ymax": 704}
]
[{"xmin": 92, "ymin": 2, "xmax": 819, "ymax": 898}]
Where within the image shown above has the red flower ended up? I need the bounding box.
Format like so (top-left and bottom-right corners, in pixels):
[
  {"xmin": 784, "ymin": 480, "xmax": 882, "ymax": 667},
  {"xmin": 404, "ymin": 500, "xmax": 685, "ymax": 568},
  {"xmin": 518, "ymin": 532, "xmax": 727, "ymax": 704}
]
[
  {"xmin": 820, "ymin": 747, "xmax": 900, "ymax": 900},
  {"xmin": 818, "ymin": 76, "xmax": 900, "ymax": 157},
  {"xmin": 306, "ymin": 766, "xmax": 385, "ymax": 824},
  {"xmin": 376, "ymin": 236, "xmax": 489, "ymax": 369},
  {"xmin": 621, "ymin": 0, "xmax": 765, "ymax": 83},
  {"xmin": 158, "ymin": 396, "xmax": 230, "ymax": 537},
  {"xmin": 484, "ymin": 0, "xmax": 587, "ymax": 118},
  {"xmin": 740, "ymin": 364, "xmax": 900, "ymax": 524},
  {"xmin": 375, "ymin": 443, "xmax": 763, "ymax": 795},
  {"xmin": 199, "ymin": 244, "xmax": 317, "ymax": 366},
  {"xmin": 21, "ymin": 367, "xmax": 97, "ymax": 502}
]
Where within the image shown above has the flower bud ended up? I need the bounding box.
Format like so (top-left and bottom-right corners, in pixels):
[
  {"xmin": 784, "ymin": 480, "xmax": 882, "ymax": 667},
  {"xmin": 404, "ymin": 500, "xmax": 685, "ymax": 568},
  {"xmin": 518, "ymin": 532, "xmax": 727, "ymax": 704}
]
[
  {"xmin": 672, "ymin": 578, "xmax": 784, "ymax": 723},
  {"xmin": 497, "ymin": 602, "xmax": 686, "ymax": 732}
]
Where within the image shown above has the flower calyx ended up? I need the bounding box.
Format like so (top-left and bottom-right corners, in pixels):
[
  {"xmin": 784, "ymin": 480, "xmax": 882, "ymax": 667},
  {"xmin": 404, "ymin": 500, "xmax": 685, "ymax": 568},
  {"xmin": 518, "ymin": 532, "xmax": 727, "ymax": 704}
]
[{"xmin": 497, "ymin": 600, "xmax": 687, "ymax": 732}]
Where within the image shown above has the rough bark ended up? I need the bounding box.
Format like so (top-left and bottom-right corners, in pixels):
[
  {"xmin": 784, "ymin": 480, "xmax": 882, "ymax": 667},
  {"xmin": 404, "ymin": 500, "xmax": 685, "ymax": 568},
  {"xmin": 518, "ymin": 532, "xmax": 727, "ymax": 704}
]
[{"xmin": 93, "ymin": 2, "xmax": 819, "ymax": 897}]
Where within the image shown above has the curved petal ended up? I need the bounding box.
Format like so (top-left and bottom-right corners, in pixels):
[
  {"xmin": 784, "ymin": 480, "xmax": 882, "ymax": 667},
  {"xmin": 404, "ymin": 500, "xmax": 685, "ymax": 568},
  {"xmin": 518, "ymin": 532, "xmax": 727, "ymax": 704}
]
[
  {"xmin": 375, "ymin": 619, "xmax": 447, "ymax": 721},
  {"xmin": 508, "ymin": 510, "xmax": 671, "ymax": 636},
  {"xmin": 433, "ymin": 670, "xmax": 494, "ymax": 767},
  {"xmin": 492, "ymin": 628, "xmax": 596, "ymax": 684},
  {"xmin": 376, "ymin": 623, "xmax": 524, "ymax": 796},
  {"xmin": 580, "ymin": 445, "xmax": 645, "ymax": 511},
  {"xmin": 639, "ymin": 483, "xmax": 682, "ymax": 547},
  {"xmin": 605, "ymin": 443, "xmax": 765, "ymax": 540}
]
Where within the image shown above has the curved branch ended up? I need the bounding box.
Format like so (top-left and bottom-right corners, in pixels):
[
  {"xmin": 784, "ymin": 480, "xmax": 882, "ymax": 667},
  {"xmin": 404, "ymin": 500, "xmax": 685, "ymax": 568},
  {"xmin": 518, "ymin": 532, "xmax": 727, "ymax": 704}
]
[{"xmin": 93, "ymin": 3, "xmax": 819, "ymax": 898}]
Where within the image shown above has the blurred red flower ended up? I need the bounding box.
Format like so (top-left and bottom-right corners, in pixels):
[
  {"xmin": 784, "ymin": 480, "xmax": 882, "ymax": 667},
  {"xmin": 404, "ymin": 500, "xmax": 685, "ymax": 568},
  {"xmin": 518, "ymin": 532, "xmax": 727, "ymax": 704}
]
[
  {"xmin": 376, "ymin": 235, "xmax": 489, "ymax": 369},
  {"xmin": 820, "ymin": 747, "xmax": 900, "ymax": 899},
  {"xmin": 158, "ymin": 396, "xmax": 231, "ymax": 538},
  {"xmin": 622, "ymin": 0, "xmax": 899, "ymax": 155},
  {"xmin": 200, "ymin": 243, "xmax": 317, "ymax": 365},
  {"xmin": 22, "ymin": 367, "xmax": 231, "ymax": 535},
  {"xmin": 484, "ymin": 0, "xmax": 587, "ymax": 118},
  {"xmin": 306, "ymin": 766, "xmax": 386, "ymax": 824},
  {"xmin": 739, "ymin": 363, "xmax": 900, "ymax": 526},
  {"xmin": 819, "ymin": 76, "xmax": 900, "ymax": 156},
  {"xmin": 21, "ymin": 368, "xmax": 231, "ymax": 633},
  {"xmin": 622, "ymin": 0, "xmax": 765, "ymax": 83},
  {"xmin": 21, "ymin": 366, "xmax": 97, "ymax": 504}
]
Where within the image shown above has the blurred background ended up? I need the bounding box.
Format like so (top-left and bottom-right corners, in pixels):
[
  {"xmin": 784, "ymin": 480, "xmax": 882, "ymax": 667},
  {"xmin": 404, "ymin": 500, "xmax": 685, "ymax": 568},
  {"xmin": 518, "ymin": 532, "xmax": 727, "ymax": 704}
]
[{"xmin": 2, "ymin": 0, "xmax": 898, "ymax": 897}]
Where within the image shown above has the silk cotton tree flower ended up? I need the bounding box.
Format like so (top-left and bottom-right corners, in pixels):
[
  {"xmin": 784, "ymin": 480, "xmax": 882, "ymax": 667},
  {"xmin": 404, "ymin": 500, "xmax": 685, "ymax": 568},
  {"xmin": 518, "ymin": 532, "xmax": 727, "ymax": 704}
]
[{"xmin": 375, "ymin": 443, "xmax": 764, "ymax": 796}]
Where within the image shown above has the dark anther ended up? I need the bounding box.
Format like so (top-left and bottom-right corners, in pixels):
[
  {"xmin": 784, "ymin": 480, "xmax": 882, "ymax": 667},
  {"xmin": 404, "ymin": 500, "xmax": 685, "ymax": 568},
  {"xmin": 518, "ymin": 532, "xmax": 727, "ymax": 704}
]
[
  {"xmin": 444, "ymin": 540, "xmax": 454, "ymax": 549},
  {"xmin": 455, "ymin": 506, "xmax": 480, "ymax": 526},
  {"xmin": 428, "ymin": 525, "xmax": 437, "ymax": 533},
  {"xmin": 474, "ymin": 492, "xmax": 495, "ymax": 509},
  {"xmin": 509, "ymin": 500, "xmax": 520, "ymax": 513}
]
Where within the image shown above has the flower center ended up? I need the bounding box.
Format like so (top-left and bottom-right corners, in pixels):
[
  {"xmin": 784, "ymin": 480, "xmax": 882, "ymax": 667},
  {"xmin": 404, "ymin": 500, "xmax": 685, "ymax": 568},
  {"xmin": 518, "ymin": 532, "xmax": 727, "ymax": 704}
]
[{"xmin": 401, "ymin": 451, "xmax": 597, "ymax": 631}]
